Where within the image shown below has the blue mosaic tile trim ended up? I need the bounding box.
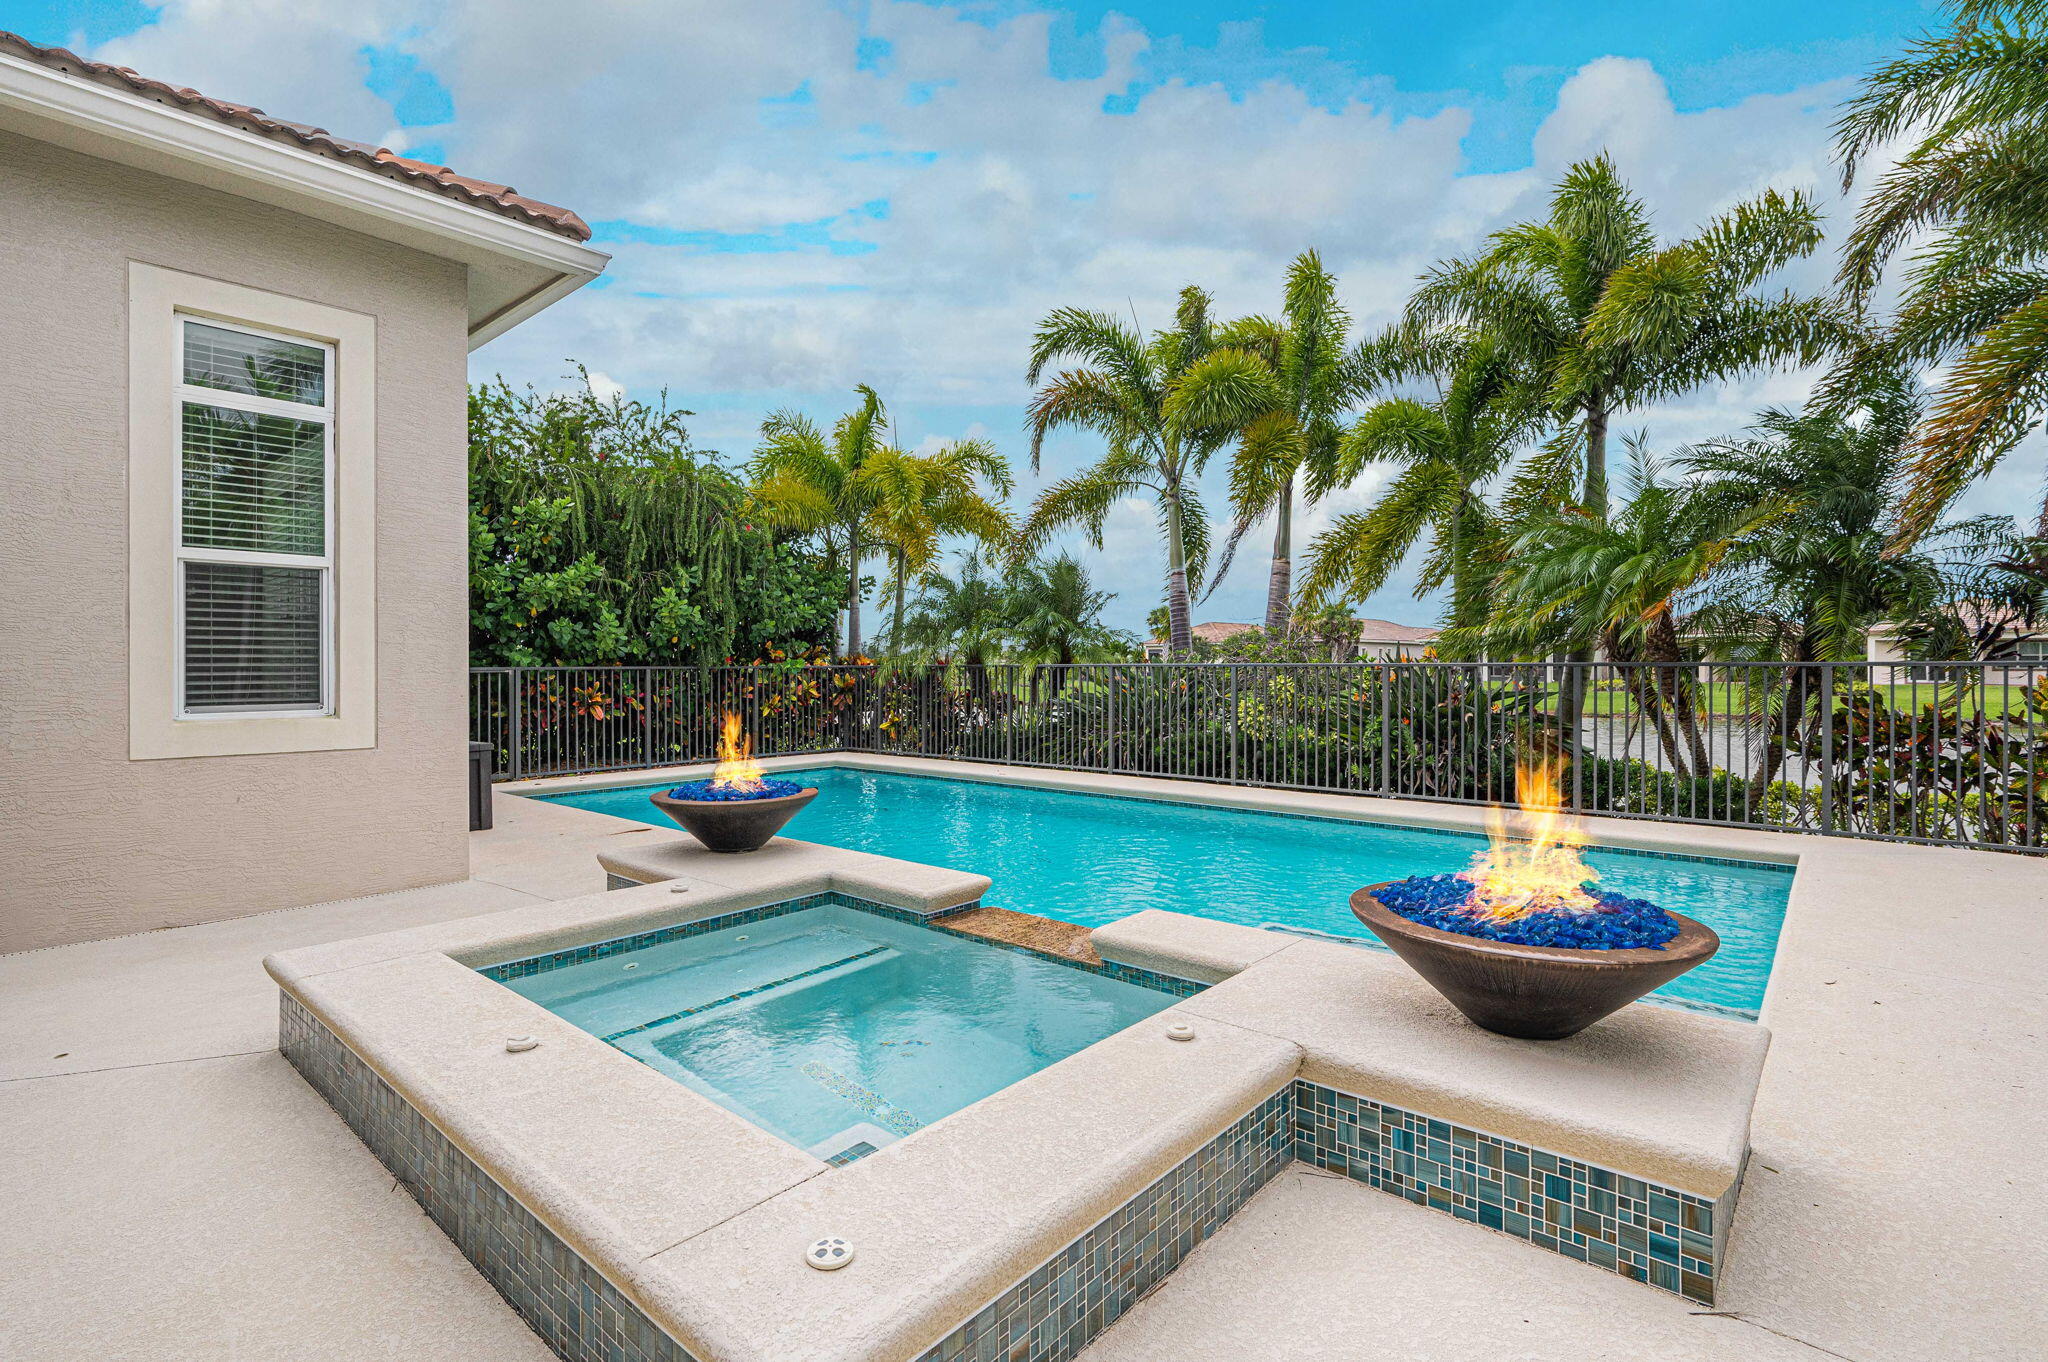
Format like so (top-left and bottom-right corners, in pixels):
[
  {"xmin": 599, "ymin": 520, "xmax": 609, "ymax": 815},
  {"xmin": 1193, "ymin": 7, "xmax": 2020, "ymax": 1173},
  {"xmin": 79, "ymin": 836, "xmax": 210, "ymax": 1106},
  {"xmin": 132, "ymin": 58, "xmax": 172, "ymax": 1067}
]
[
  {"xmin": 1093, "ymin": 957, "xmax": 1208, "ymax": 998},
  {"xmin": 914, "ymin": 1089, "xmax": 1293, "ymax": 1362},
  {"xmin": 1291, "ymin": 1079, "xmax": 1726, "ymax": 1304},
  {"xmin": 600, "ymin": 945, "xmax": 892, "ymax": 1042},
  {"xmin": 824, "ymin": 1140, "xmax": 879, "ymax": 1167},
  {"xmin": 801, "ymin": 1060, "xmax": 925, "ymax": 1136},
  {"xmin": 279, "ymin": 995, "xmax": 698, "ymax": 1362}
]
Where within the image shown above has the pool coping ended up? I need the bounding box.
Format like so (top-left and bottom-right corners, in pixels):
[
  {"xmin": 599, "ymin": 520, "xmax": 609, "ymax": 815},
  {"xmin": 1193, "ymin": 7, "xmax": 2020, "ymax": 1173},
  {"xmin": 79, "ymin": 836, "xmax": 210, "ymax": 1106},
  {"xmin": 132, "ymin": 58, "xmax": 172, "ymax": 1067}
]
[{"xmin": 264, "ymin": 862, "xmax": 1309, "ymax": 1360}]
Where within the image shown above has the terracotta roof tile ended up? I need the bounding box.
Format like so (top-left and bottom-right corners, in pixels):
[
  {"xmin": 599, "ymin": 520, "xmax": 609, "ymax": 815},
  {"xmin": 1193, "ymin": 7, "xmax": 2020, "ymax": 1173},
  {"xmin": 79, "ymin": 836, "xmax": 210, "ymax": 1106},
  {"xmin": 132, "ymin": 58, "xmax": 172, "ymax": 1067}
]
[
  {"xmin": 1353, "ymin": 617, "xmax": 1439, "ymax": 643},
  {"xmin": 0, "ymin": 30, "xmax": 591, "ymax": 242},
  {"xmin": 1144, "ymin": 621, "xmax": 1260, "ymax": 646}
]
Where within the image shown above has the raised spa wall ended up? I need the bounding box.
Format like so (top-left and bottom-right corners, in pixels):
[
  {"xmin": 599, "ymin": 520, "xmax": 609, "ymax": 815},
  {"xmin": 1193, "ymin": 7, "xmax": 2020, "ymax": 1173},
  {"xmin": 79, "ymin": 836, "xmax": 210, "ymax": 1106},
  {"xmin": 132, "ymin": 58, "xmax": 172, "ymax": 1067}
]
[{"xmin": 600, "ymin": 858, "xmax": 1747, "ymax": 1306}]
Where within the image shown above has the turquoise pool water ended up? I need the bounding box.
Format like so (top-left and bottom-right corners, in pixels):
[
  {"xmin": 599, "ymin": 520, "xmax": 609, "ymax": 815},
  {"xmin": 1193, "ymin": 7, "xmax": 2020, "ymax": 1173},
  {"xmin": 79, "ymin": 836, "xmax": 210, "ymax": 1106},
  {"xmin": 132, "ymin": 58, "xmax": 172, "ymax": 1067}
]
[
  {"xmin": 500, "ymin": 903, "xmax": 1173, "ymax": 1156},
  {"xmin": 540, "ymin": 768, "xmax": 1795, "ymax": 1017}
]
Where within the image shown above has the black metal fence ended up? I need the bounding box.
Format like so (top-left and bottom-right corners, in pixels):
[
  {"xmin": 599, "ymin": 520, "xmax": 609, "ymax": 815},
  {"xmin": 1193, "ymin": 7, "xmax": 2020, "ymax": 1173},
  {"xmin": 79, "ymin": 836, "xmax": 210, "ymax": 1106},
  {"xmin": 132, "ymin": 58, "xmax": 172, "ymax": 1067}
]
[{"xmin": 471, "ymin": 660, "xmax": 2048, "ymax": 852}]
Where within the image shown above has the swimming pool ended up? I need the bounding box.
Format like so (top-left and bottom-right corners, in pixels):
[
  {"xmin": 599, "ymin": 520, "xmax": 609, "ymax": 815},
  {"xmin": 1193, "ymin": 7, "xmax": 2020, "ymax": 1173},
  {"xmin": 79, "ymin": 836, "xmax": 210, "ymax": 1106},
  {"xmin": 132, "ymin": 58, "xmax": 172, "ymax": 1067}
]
[
  {"xmin": 498, "ymin": 901, "xmax": 1174, "ymax": 1158},
  {"xmin": 539, "ymin": 767, "xmax": 1795, "ymax": 1017}
]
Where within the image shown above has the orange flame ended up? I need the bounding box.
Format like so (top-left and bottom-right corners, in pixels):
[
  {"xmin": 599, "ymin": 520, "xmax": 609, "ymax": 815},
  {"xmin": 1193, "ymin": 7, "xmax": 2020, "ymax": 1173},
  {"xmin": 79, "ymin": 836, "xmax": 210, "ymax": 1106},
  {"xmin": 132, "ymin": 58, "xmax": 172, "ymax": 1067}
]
[
  {"xmin": 1460, "ymin": 755, "xmax": 1599, "ymax": 920},
  {"xmin": 709, "ymin": 712, "xmax": 767, "ymax": 793}
]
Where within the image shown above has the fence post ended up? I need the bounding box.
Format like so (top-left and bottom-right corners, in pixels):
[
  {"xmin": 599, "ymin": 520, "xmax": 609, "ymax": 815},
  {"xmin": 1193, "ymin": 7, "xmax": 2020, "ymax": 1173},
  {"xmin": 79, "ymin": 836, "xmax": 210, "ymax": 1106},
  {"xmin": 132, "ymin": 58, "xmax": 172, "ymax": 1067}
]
[
  {"xmin": 641, "ymin": 666, "xmax": 653, "ymax": 768},
  {"xmin": 1228, "ymin": 665, "xmax": 1240, "ymax": 785},
  {"xmin": 507, "ymin": 667, "xmax": 523, "ymax": 782},
  {"xmin": 1819, "ymin": 663, "xmax": 1835, "ymax": 835},
  {"xmin": 1566, "ymin": 663, "xmax": 1584, "ymax": 813},
  {"xmin": 1379, "ymin": 664, "xmax": 1393, "ymax": 795}
]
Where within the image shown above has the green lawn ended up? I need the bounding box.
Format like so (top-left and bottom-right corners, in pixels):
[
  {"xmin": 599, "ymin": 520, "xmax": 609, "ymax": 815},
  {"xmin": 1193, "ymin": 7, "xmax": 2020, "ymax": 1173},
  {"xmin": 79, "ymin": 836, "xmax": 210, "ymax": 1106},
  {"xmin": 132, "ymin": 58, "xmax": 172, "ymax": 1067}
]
[{"xmin": 1532, "ymin": 681, "xmax": 2039, "ymax": 720}]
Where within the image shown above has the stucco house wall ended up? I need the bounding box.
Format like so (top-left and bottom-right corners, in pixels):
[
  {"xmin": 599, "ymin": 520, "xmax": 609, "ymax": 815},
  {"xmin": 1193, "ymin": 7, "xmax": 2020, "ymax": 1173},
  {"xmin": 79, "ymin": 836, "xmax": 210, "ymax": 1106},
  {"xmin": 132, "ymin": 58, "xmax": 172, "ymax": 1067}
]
[{"xmin": 0, "ymin": 127, "xmax": 472, "ymax": 952}]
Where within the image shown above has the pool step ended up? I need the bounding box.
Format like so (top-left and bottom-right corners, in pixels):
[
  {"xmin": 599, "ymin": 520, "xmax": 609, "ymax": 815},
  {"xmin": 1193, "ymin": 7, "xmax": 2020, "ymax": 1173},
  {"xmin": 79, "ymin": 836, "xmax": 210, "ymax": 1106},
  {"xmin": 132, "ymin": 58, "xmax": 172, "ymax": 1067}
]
[{"xmin": 807, "ymin": 1121, "xmax": 899, "ymax": 1166}]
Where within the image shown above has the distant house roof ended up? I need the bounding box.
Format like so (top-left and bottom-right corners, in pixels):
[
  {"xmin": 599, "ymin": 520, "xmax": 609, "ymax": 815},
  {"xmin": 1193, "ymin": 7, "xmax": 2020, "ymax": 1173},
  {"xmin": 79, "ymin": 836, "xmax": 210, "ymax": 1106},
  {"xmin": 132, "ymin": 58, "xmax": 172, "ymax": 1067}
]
[
  {"xmin": 1354, "ymin": 618, "xmax": 1439, "ymax": 643},
  {"xmin": 0, "ymin": 30, "xmax": 590, "ymax": 241},
  {"xmin": 1145, "ymin": 621, "xmax": 1260, "ymax": 647}
]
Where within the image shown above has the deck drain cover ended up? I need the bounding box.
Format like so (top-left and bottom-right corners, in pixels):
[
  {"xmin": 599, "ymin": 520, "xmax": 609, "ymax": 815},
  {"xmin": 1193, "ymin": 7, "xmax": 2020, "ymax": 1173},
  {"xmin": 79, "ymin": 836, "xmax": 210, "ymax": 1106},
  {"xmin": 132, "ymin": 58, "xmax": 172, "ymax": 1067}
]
[{"xmin": 803, "ymin": 1236, "xmax": 855, "ymax": 1271}]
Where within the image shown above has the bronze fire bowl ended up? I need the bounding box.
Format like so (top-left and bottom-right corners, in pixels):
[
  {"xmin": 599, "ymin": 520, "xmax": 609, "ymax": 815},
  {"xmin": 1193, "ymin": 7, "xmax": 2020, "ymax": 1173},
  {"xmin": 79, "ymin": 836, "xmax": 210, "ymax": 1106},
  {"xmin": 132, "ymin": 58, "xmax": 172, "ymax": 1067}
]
[
  {"xmin": 648, "ymin": 787, "xmax": 818, "ymax": 854},
  {"xmin": 1350, "ymin": 882, "xmax": 1719, "ymax": 1040}
]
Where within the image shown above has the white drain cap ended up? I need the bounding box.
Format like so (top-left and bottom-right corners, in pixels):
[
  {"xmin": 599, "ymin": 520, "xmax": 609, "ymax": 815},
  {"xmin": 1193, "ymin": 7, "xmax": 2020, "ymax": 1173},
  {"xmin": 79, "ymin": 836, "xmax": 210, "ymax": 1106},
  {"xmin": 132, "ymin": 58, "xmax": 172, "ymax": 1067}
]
[
  {"xmin": 505, "ymin": 1035, "xmax": 540, "ymax": 1053},
  {"xmin": 803, "ymin": 1236, "xmax": 856, "ymax": 1271},
  {"xmin": 1165, "ymin": 1021, "xmax": 1196, "ymax": 1042}
]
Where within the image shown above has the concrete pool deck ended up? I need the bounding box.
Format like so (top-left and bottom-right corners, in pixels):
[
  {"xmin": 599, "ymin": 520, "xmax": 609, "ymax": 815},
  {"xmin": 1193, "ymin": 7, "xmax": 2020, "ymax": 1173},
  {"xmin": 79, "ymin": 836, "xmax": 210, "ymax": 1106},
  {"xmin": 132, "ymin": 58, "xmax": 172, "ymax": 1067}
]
[{"xmin": 2, "ymin": 763, "xmax": 2044, "ymax": 1360}]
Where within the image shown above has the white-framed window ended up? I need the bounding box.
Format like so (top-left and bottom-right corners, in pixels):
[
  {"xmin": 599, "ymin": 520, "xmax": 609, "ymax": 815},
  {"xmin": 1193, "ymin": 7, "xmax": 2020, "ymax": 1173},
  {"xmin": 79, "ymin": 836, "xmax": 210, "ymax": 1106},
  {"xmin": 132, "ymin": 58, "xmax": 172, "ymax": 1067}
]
[
  {"xmin": 173, "ymin": 318, "xmax": 336, "ymax": 718},
  {"xmin": 129, "ymin": 263, "xmax": 377, "ymax": 760}
]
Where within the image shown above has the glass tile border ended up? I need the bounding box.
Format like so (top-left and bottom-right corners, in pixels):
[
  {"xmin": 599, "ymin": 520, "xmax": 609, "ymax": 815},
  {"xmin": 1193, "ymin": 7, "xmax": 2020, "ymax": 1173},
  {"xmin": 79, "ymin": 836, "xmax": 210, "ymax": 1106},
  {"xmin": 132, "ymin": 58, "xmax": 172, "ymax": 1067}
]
[
  {"xmin": 484, "ymin": 890, "xmax": 1208, "ymax": 998},
  {"xmin": 280, "ymin": 994, "xmax": 699, "ymax": 1362},
  {"xmin": 1290, "ymin": 1079, "xmax": 1730, "ymax": 1305},
  {"xmin": 912, "ymin": 1089, "xmax": 1293, "ymax": 1362}
]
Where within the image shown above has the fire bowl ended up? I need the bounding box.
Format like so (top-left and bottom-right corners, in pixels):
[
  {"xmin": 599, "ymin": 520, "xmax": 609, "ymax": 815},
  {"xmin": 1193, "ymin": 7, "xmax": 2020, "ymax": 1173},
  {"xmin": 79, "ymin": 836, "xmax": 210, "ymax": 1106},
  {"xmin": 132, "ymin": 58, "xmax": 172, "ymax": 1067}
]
[
  {"xmin": 649, "ymin": 786, "xmax": 817, "ymax": 854},
  {"xmin": 1350, "ymin": 883, "xmax": 1719, "ymax": 1040}
]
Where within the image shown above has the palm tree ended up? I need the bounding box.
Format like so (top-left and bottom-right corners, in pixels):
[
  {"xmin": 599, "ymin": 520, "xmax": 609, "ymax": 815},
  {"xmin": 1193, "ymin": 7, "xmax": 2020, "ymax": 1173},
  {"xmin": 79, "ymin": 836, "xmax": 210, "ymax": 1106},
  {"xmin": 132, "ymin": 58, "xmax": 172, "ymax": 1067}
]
[
  {"xmin": 897, "ymin": 555, "xmax": 1013, "ymax": 669},
  {"xmin": 1834, "ymin": 0, "xmax": 2048, "ymax": 537},
  {"xmin": 749, "ymin": 391, "xmax": 1007, "ymax": 658},
  {"xmin": 1683, "ymin": 372, "xmax": 2023, "ymax": 789},
  {"xmin": 1295, "ymin": 327, "xmax": 1541, "ymax": 634},
  {"xmin": 1007, "ymin": 554, "xmax": 1131, "ymax": 666},
  {"xmin": 1018, "ymin": 287, "xmax": 1228, "ymax": 658},
  {"xmin": 1687, "ymin": 372, "xmax": 1956, "ymax": 663},
  {"xmin": 747, "ymin": 386, "xmax": 891, "ymax": 656},
  {"xmin": 1412, "ymin": 154, "xmax": 1842, "ymax": 517},
  {"xmin": 863, "ymin": 440, "xmax": 1014, "ymax": 652},
  {"xmin": 1461, "ymin": 446, "xmax": 1788, "ymax": 777},
  {"xmin": 1411, "ymin": 154, "xmax": 1844, "ymax": 747},
  {"xmin": 1292, "ymin": 600, "xmax": 1362, "ymax": 661},
  {"xmin": 1170, "ymin": 250, "xmax": 1358, "ymax": 634}
]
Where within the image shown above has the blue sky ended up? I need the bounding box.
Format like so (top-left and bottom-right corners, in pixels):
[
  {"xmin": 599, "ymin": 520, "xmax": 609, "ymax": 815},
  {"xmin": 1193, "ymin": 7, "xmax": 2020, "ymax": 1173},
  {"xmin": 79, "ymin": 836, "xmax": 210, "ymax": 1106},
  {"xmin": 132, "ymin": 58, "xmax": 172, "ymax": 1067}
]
[{"xmin": 5, "ymin": 0, "xmax": 1982, "ymax": 637}]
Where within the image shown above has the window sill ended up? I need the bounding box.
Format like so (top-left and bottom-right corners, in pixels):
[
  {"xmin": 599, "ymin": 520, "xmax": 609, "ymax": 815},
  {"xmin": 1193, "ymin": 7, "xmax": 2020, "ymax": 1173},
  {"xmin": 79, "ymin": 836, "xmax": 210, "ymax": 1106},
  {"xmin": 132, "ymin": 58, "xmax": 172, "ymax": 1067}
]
[{"xmin": 130, "ymin": 710, "xmax": 375, "ymax": 761}]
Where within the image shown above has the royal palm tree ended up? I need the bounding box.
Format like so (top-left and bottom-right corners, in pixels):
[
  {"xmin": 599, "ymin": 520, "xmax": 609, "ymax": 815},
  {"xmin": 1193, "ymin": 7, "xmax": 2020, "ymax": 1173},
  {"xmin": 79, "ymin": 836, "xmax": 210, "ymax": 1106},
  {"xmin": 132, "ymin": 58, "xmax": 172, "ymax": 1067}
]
[
  {"xmin": 1835, "ymin": 0, "xmax": 2048, "ymax": 537},
  {"xmin": 864, "ymin": 440, "xmax": 1014, "ymax": 652},
  {"xmin": 1018, "ymin": 287, "xmax": 1227, "ymax": 658},
  {"xmin": 1295, "ymin": 327, "xmax": 1541, "ymax": 634},
  {"xmin": 1170, "ymin": 250, "xmax": 1358, "ymax": 634}
]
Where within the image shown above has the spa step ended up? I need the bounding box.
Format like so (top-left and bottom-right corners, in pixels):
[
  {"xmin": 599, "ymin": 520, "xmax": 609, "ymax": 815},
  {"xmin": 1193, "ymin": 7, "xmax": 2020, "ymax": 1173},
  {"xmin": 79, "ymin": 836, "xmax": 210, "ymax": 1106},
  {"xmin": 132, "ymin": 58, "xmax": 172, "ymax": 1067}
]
[
  {"xmin": 511, "ymin": 926, "xmax": 889, "ymax": 1037},
  {"xmin": 600, "ymin": 943, "xmax": 896, "ymax": 1041}
]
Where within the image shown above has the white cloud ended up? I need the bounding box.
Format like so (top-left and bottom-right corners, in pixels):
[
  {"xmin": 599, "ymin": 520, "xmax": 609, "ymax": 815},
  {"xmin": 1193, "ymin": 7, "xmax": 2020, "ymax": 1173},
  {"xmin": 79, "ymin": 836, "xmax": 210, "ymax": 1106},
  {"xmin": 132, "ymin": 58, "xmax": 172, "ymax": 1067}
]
[{"xmin": 87, "ymin": 3, "xmax": 1980, "ymax": 632}]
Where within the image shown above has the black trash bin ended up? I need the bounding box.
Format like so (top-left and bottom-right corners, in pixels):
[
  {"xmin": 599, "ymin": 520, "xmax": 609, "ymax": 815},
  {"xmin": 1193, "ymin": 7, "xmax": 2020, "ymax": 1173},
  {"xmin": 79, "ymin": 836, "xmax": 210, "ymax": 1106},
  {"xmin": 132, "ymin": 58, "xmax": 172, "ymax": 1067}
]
[{"xmin": 468, "ymin": 741, "xmax": 495, "ymax": 831}]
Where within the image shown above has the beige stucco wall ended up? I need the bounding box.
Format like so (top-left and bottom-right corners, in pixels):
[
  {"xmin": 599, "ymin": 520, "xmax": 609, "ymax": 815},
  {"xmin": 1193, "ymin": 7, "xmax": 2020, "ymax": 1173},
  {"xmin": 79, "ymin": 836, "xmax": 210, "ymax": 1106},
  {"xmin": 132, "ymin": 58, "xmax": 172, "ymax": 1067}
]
[{"xmin": 0, "ymin": 128, "xmax": 473, "ymax": 953}]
